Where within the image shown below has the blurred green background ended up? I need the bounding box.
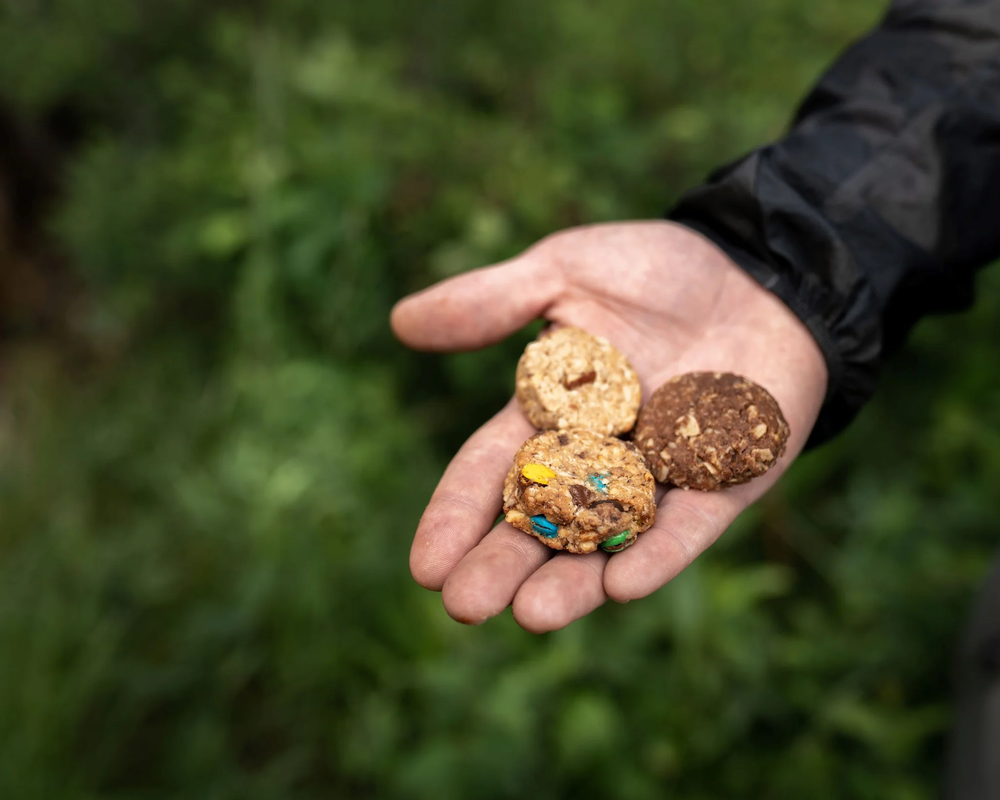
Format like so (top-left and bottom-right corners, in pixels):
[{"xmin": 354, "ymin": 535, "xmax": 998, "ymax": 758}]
[{"xmin": 1, "ymin": 1, "xmax": 998, "ymax": 798}]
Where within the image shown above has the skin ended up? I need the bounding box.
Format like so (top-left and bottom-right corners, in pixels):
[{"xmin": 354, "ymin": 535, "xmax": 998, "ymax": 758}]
[{"xmin": 391, "ymin": 221, "xmax": 828, "ymax": 633}]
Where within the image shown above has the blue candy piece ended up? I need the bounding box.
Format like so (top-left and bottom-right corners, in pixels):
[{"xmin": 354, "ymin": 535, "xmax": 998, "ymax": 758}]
[
  {"xmin": 530, "ymin": 515, "xmax": 559, "ymax": 538},
  {"xmin": 586, "ymin": 474, "xmax": 609, "ymax": 494}
]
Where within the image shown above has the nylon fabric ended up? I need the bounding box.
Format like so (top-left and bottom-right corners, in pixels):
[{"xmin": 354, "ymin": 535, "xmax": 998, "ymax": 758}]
[{"xmin": 670, "ymin": 0, "xmax": 1000, "ymax": 446}]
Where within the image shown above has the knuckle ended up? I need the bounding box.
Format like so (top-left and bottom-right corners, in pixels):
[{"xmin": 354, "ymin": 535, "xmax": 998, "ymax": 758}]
[{"xmin": 428, "ymin": 489, "xmax": 487, "ymax": 522}]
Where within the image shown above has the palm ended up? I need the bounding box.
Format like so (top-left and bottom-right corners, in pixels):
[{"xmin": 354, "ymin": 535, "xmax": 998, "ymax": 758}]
[{"xmin": 392, "ymin": 221, "xmax": 827, "ymax": 631}]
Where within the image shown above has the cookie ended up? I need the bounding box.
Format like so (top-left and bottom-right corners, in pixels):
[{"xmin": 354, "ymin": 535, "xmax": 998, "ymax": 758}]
[
  {"xmin": 634, "ymin": 372, "xmax": 789, "ymax": 491},
  {"xmin": 515, "ymin": 326, "xmax": 642, "ymax": 436},
  {"xmin": 503, "ymin": 429, "xmax": 656, "ymax": 554}
]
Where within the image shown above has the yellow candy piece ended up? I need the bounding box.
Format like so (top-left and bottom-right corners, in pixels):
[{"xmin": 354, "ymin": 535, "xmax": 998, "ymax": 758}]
[{"xmin": 521, "ymin": 463, "xmax": 556, "ymax": 485}]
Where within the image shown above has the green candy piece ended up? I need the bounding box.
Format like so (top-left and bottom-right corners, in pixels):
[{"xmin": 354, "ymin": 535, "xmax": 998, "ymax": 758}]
[{"xmin": 600, "ymin": 531, "xmax": 632, "ymax": 553}]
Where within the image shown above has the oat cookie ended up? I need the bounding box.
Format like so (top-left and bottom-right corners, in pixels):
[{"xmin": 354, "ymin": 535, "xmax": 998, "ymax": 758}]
[
  {"xmin": 515, "ymin": 326, "xmax": 642, "ymax": 436},
  {"xmin": 634, "ymin": 372, "xmax": 789, "ymax": 491},
  {"xmin": 503, "ymin": 429, "xmax": 656, "ymax": 554}
]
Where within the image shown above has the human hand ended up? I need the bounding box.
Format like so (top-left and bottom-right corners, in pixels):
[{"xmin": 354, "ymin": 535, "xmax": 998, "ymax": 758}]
[{"xmin": 391, "ymin": 221, "xmax": 828, "ymax": 632}]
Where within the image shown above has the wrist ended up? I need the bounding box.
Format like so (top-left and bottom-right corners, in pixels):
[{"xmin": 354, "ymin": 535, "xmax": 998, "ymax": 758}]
[
  {"xmin": 667, "ymin": 219, "xmax": 840, "ymax": 449},
  {"xmin": 667, "ymin": 221, "xmax": 829, "ymax": 452}
]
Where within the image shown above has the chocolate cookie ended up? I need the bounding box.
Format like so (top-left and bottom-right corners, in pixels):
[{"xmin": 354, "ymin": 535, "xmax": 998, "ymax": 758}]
[
  {"xmin": 634, "ymin": 372, "xmax": 789, "ymax": 491},
  {"xmin": 503, "ymin": 429, "xmax": 656, "ymax": 554},
  {"xmin": 515, "ymin": 326, "xmax": 642, "ymax": 436}
]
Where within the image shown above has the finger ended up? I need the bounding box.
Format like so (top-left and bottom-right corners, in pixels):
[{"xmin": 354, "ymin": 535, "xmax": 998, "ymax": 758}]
[
  {"xmin": 602, "ymin": 488, "xmax": 748, "ymax": 603},
  {"xmin": 410, "ymin": 398, "xmax": 535, "ymax": 590},
  {"xmin": 390, "ymin": 253, "xmax": 563, "ymax": 351},
  {"xmin": 511, "ymin": 551, "xmax": 609, "ymax": 634},
  {"xmin": 442, "ymin": 522, "xmax": 551, "ymax": 625}
]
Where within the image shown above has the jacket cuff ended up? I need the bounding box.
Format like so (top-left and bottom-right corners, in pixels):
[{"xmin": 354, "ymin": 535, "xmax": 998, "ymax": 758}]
[{"xmin": 667, "ymin": 209, "xmax": 880, "ymax": 449}]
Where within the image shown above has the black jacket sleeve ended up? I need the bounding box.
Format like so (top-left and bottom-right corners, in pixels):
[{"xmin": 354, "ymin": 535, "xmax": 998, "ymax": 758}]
[{"xmin": 669, "ymin": 0, "xmax": 1000, "ymax": 447}]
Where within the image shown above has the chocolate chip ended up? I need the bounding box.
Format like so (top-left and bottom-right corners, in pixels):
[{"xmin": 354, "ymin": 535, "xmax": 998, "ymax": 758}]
[
  {"xmin": 564, "ymin": 370, "xmax": 597, "ymax": 390},
  {"xmin": 592, "ymin": 498, "xmax": 625, "ymax": 512},
  {"xmin": 558, "ymin": 434, "xmax": 570, "ymax": 446},
  {"xmin": 568, "ymin": 484, "xmax": 593, "ymax": 507}
]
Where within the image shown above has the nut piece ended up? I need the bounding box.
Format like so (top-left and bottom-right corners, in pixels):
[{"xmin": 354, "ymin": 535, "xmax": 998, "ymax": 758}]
[
  {"xmin": 503, "ymin": 429, "xmax": 656, "ymax": 553},
  {"xmin": 515, "ymin": 326, "xmax": 642, "ymax": 436},
  {"xmin": 634, "ymin": 372, "xmax": 789, "ymax": 491}
]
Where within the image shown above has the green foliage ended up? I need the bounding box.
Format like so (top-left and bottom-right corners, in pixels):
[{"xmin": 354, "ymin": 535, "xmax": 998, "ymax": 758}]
[{"xmin": 0, "ymin": 0, "xmax": 996, "ymax": 798}]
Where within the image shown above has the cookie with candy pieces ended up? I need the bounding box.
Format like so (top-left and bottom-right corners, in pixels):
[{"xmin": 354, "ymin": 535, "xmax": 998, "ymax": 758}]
[{"xmin": 503, "ymin": 429, "xmax": 656, "ymax": 554}]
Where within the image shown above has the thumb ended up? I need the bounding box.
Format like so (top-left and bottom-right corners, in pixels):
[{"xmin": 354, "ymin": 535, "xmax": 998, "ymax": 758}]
[{"xmin": 390, "ymin": 253, "xmax": 563, "ymax": 352}]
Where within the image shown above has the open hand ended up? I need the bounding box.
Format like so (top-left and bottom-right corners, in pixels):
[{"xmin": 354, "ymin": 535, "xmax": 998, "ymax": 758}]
[{"xmin": 391, "ymin": 221, "xmax": 828, "ymax": 632}]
